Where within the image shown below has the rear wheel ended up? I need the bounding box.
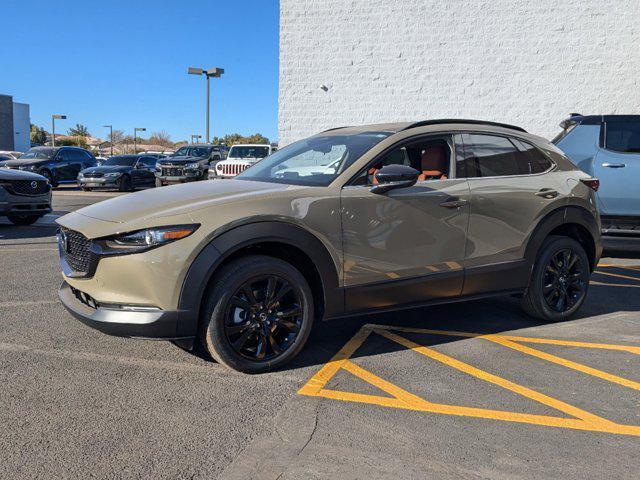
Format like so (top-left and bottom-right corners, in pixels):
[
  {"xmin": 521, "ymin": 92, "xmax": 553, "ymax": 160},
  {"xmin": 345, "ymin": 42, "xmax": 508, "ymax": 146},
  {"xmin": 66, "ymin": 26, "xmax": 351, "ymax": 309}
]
[
  {"xmin": 81, "ymin": 187, "xmax": 92, "ymax": 191},
  {"xmin": 521, "ymin": 236, "xmax": 590, "ymax": 321},
  {"xmin": 7, "ymin": 214, "xmax": 41, "ymax": 226},
  {"xmin": 200, "ymin": 255, "xmax": 315, "ymax": 373},
  {"xmin": 155, "ymin": 178, "xmax": 164, "ymax": 188}
]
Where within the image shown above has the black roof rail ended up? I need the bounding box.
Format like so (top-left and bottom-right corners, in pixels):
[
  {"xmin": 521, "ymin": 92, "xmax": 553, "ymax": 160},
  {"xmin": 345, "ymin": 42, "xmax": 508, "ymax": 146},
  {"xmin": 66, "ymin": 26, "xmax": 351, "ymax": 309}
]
[{"xmin": 402, "ymin": 119, "xmax": 527, "ymax": 133}]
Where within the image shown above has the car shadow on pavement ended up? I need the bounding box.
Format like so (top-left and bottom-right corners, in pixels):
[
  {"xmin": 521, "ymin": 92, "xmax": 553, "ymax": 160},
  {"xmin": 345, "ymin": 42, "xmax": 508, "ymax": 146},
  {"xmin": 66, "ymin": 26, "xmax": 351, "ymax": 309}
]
[{"xmin": 0, "ymin": 224, "xmax": 58, "ymax": 241}]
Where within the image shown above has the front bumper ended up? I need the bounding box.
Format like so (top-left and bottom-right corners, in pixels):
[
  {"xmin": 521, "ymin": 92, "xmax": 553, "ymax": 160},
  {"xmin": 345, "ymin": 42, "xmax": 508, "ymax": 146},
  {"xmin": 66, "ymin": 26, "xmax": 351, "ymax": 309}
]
[
  {"xmin": 78, "ymin": 177, "xmax": 119, "ymax": 188},
  {"xmin": 0, "ymin": 187, "xmax": 51, "ymax": 215},
  {"xmin": 59, "ymin": 281, "xmax": 188, "ymax": 340}
]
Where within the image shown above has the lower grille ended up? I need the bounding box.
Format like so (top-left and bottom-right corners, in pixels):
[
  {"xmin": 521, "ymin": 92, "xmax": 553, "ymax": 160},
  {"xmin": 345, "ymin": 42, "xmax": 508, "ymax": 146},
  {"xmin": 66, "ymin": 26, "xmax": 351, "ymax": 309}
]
[
  {"xmin": 59, "ymin": 227, "xmax": 96, "ymax": 276},
  {"xmin": 5, "ymin": 179, "xmax": 50, "ymax": 196},
  {"xmin": 162, "ymin": 167, "xmax": 184, "ymax": 176},
  {"xmin": 83, "ymin": 172, "xmax": 104, "ymax": 178},
  {"xmin": 70, "ymin": 286, "xmax": 100, "ymax": 309}
]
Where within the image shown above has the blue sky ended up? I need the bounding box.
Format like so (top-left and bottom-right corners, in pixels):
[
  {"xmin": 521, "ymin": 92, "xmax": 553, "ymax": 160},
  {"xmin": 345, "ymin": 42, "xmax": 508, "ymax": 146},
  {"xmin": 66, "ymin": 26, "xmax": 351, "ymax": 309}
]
[{"xmin": 0, "ymin": 0, "xmax": 279, "ymax": 143}]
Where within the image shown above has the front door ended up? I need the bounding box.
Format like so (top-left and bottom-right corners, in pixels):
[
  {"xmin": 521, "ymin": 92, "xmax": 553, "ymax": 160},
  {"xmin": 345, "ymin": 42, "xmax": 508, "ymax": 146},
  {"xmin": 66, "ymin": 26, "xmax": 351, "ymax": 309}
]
[
  {"xmin": 593, "ymin": 119, "xmax": 640, "ymax": 217},
  {"xmin": 341, "ymin": 135, "xmax": 470, "ymax": 312}
]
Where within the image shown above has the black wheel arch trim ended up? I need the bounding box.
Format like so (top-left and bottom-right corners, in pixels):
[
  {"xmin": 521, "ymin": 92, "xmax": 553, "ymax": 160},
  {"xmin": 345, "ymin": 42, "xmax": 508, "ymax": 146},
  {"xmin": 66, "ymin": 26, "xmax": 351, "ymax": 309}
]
[
  {"xmin": 523, "ymin": 205, "xmax": 602, "ymax": 272},
  {"xmin": 176, "ymin": 221, "xmax": 343, "ymax": 338}
]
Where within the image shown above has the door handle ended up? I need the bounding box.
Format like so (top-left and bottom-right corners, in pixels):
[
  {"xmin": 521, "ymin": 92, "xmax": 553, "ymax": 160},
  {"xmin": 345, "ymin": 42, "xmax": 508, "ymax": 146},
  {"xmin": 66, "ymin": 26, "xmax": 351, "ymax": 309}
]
[
  {"xmin": 439, "ymin": 198, "xmax": 468, "ymax": 209},
  {"xmin": 535, "ymin": 189, "xmax": 559, "ymax": 199},
  {"xmin": 602, "ymin": 163, "xmax": 626, "ymax": 168}
]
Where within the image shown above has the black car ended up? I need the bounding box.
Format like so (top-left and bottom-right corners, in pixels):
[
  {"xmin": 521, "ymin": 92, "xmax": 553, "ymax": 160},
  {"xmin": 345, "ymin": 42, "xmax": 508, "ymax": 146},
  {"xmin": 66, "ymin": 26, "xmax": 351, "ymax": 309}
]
[
  {"xmin": 78, "ymin": 154, "xmax": 158, "ymax": 191},
  {"xmin": 0, "ymin": 168, "xmax": 52, "ymax": 225},
  {"xmin": 0, "ymin": 146, "xmax": 96, "ymax": 188},
  {"xmin": 155, "ymin": 144, "xmax": 225, "ymax": 186}
]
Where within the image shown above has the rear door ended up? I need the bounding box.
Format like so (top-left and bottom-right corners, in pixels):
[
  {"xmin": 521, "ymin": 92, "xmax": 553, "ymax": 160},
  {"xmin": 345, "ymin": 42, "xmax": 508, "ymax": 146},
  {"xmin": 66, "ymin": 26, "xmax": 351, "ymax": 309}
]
[
  {"xmin": 593, "ymin": 119, "xmax": 640, "ymax": 217},
  {"xmin": 341, "ymin": 134, "xmax": 470, "ymax": 312},
  {"xmin": 54, "ymin": 148, "xmax": 72, "ymax": 180},
  {"xmin": 459, "ymin": 133, "xmax": 559, "ymax": 294}
]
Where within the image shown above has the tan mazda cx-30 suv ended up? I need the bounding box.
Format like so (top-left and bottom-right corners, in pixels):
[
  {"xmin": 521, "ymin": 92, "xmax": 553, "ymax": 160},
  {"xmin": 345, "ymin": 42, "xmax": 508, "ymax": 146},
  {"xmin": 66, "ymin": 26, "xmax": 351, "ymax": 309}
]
[{"xmin": 57, "ymin": 120, "xmax": 602, "ymax": 373}]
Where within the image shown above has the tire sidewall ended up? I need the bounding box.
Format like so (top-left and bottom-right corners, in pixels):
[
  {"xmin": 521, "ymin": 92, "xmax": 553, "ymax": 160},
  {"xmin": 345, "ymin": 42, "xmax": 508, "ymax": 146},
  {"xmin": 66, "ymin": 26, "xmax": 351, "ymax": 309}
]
[{"xmin": 202, "ymin": 256, "xmax": 315, "ymax": 373}]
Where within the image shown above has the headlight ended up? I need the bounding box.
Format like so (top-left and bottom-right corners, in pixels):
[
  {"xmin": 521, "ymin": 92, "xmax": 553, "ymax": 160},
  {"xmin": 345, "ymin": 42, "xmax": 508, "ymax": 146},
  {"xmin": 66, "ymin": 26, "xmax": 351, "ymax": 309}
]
[
  {"xmin": 185, "ymin": 162, "xmax": 200, "ymax": 169},
  {"xmin": 78, "ymin": 172, "xmax": 84, "ymax": 178},
  {"xmin": 105, "ymin": 172, "xmax": 121, "ymax": 178},
  {"xmin": 98, "ymin": 225, "xmax": 200, "ymax": 254}
]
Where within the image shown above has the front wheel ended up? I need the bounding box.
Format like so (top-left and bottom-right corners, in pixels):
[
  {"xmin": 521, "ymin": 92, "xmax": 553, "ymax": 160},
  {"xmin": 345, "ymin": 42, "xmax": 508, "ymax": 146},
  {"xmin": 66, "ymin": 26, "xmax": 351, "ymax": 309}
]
[
  {"xmin": 7, "ymin": 214, "xmax": 41, "ymax": 226},
  {"xmin": 155, "ymin": 178, "xmax": 164, "ymax": 188},
  {"xmin": 521, "ymin": 236, "xmax": 590, "ymax": 321},
  {"xmin": 200, "ymin": 255, "xmax": 315, "ymax": 373},
  {"xmin": 117, "ymin": 175, "xmax": 132, "ymax": 192}
]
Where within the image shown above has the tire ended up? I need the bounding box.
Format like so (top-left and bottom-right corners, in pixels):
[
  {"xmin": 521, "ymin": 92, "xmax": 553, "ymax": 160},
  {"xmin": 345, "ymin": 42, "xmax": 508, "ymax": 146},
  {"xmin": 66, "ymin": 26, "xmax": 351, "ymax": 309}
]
[
  {"xmin": 155, "ymin": 178, "xmax": 164, "ymax": 188},
  {"xmin": 521, "ymin": 235, "xmax": 590, "ymax": 321},
  {"xmin": 118, "ymin": 175, "xmax": 132, "ymax": 192},
  {"xmin": 81, "ymin": 187, "xmax": 92, "ymax": 192},
  {"xmin": 200, "ymin": 255, "xmax": 315, "ymax": 373},
  {"xmin": 40, "ymin": 170, "xmax": 57, "ymax": 188},
  {"xmin": 7, "ymin": 214, "xmax": 41, "ymax": 226}
]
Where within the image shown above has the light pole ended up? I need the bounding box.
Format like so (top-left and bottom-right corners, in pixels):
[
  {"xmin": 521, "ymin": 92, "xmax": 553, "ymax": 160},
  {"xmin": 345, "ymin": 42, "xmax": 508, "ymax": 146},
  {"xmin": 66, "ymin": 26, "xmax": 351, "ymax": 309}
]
[
  {"xmin": 51, "ymin": 115, "xmax": 67, "ymax": 146},
  {"xmin": 188, "ymin": 67, "xmax": 224, "ymax": 143},
  {"xmin": 103, "ymin": 125, "xmax": 113, "ymax": 156},
  {"xmin": 133, "ymin": 127, "xmax": 146, "ymax": 154},
  {"xmin": 191, "ymin": 134, "xmax": 202, "ymax": 144}
]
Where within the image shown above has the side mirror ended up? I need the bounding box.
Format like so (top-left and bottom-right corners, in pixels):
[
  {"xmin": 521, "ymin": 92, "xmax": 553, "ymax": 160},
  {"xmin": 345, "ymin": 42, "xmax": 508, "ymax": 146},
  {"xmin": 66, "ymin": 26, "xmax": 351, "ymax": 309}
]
[{"xmin": 370, "ymin": 164, "xmax": 420, "ymax": 194}]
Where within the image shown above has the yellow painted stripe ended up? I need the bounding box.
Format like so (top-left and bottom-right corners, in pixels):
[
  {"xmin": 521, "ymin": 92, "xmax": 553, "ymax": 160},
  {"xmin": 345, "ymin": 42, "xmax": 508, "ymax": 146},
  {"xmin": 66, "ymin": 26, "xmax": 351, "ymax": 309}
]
[
  {"xmin": 376, "ymin": 328, "xmax": 613, "ymax": 425},
  {"xmin": 591, "ymin": 280, "xmax": 640, "ymax": 289},
  {"xmin": 598, "ymin": 264, "xmax": 640, "ymax": 270},
  {"xmin": 486, "ymin": 336, "xmax": 640, "ymax": 391},
  {"xmin": 594, "ymin": 270, "xmax": 640, "ymax": 283},
  {"xmin": 498, "ymin": 335, "xmax": 640, "ymax": 355}
]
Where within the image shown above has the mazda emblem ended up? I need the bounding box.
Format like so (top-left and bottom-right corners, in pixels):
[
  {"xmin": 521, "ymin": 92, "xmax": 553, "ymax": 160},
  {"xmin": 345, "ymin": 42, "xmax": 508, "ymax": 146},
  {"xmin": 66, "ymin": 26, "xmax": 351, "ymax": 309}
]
[{"xmin": 31, "ymin": 181, "xmax": 38, "ymax": 189}]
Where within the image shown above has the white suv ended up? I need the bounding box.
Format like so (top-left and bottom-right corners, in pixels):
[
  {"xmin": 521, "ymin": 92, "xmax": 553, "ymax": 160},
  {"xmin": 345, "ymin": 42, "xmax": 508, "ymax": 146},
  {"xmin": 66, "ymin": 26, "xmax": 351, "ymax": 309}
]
[{"xmin": 211, "ymin": 144, "xmax": 275, "ymax": 179}]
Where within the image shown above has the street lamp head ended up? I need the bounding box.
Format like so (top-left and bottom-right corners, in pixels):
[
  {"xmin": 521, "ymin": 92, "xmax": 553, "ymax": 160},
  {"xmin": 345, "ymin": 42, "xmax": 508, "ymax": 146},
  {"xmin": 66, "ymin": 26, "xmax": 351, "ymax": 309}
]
[
  {"xmin": 206, "ymin": 67, "xmax": 224, "ymax": 77},
  {"xmin": 103, "ymin": 125, "xmax": 111, "ymax": 128},
  {"xmin": 52, "ymin": 115, "xmax": 67, "ymax": 120},
  {"xmin": 135, "ymin": 127, "xmax": 146, "ymax": 132},
  {"xmin": 188, "ymin": 67, "xmax": 204, "ymax": 75}
]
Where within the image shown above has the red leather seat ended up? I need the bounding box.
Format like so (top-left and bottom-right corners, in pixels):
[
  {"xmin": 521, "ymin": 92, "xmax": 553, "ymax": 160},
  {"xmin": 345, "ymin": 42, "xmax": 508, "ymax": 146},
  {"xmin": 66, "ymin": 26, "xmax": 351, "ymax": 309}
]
[{"xmin": 418, "ymin": 146, "xmax": 448, "ymax": 181}]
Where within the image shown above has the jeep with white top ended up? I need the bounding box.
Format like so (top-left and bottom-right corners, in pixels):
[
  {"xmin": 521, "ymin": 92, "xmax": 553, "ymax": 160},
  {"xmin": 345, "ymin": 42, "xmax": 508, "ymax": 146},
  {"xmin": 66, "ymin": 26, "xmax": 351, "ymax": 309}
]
[{"xmin": 211, "ymin": 144, "xmax": 275, "ymax": 179}]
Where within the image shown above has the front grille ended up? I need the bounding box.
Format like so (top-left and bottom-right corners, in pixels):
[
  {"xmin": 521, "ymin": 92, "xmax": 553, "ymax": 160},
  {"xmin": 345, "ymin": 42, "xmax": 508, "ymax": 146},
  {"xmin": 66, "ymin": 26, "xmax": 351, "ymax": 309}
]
[
  {"xmin": 219, "ymin": 163, "xmax": 250, "ymax": 176},
  {"xmin": 5, "ymin": 179, "xmax": 50, "ymax": 196},
  {"xmin": 59, "ymin": 227, "xmax": 96, "ymax": 276},
  {"xmin": 162, "ymin": 167, "xmax": 184, "ymax": 176},
  {"xmin": 83, "ymin": 172, "xmax": 104, "ymax": 178}
]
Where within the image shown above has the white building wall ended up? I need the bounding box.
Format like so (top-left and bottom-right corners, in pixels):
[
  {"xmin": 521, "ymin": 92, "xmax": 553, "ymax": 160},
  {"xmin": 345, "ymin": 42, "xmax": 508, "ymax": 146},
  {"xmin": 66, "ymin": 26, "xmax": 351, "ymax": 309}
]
[
  {"xmin": 279, "ymin": 0, "xmax": 640, "ymax": 146},
  {"xmin": 12, "ymin": 102, "xmax": 30, "ymax": 152}
]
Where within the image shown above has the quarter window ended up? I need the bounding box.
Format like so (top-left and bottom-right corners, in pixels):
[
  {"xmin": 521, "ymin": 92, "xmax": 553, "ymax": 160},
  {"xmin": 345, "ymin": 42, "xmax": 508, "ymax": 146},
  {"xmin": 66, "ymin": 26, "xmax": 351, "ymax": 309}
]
[
  {"xmin": 605, "ymin": 121, "xmax": 640, "ymax": 153},
  {"xmin": 512, "ymin": 139, "xmax": 553, "ymax": 174}
]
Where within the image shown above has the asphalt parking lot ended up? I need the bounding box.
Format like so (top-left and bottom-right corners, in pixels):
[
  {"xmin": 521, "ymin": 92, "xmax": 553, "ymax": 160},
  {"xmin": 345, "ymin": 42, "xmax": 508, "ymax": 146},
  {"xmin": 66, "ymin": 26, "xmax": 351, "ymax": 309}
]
[{"xmin": 1, "ymin": 188, "xmax": 639, "ymax": 479}]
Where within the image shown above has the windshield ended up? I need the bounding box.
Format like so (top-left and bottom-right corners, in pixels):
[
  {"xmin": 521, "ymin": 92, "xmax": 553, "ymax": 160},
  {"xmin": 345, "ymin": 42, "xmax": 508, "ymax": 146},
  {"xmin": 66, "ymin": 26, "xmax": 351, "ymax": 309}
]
[
  {"xmin": 102, "ymin": 156, "xmax": 137, "ymax": 166},
  {"xmin": 236, "ymin": 132, "xmax": 392, "ymax": 186},
  {"xmin": 19, "ymin": 148, "xmax": 54, "ymax": 160},
  {"xmin": 228, "ymin": 146, "xmax": 270, "ymax": 159},
  {"xmin": 173, "ymin": 146, "xmax": 212, "ymax": 157}
]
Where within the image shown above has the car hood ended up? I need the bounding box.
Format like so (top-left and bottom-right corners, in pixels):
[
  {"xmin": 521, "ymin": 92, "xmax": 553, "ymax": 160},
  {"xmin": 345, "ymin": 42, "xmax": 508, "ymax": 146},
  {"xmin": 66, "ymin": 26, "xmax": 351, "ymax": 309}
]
[
  {"xmin": 0, "ymin": 158, "xmax": 48, "ymax": 168},
  {"xmin": 0, "ymin": 168, "xmax": 47, "ymax": 181},
  {"xmin": 158, "ymin": 156, "xmax": 204, "ymax": 164},
  {"xmin": 82, "ymin": 165, "xmax": 130, "ymax": 174},
  {"xmin": 57, "ymin": 179, "xmax": 303, "ymax": 231}
]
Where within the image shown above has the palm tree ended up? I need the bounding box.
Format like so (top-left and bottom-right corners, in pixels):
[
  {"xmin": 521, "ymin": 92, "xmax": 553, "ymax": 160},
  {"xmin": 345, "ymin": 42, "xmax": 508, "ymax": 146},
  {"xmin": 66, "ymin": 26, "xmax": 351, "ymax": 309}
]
[{"xmin": 68, "ymin": 123, "xmax": 90, "ymax": 137}]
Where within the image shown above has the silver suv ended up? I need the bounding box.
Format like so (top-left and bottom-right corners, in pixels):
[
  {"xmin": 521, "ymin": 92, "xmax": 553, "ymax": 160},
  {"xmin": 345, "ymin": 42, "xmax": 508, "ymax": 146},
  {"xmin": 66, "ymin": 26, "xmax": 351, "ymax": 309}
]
[{"xmin": 57, "ymin": 120, "xmax": 601, "ymax": 373}]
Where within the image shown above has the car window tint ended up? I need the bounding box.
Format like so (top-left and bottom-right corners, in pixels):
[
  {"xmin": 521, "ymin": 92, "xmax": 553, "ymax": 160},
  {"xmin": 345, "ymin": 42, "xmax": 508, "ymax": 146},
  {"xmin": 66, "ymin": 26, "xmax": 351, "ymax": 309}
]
[
  {"xmin": 461, "ymin": 134, "xmax": 522, "ymax": 177},
  {"xmin": 512, "ymin": 139, "xmax": 554, "ymax": 174},
  {"xmin": 605, "ymin": 121, "xmax": 640, "ymax": 153},
  {"xmin": 138, "ymin": 157, "xmax": 156, "ymax": 167}
]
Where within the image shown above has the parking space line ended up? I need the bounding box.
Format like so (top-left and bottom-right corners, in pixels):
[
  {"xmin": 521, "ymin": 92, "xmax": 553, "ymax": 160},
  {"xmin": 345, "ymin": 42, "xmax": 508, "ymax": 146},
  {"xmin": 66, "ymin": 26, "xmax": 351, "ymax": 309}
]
[
  {"xmin": 485, "ymin": 336, "xmax": 640, "ymax": 391},
  {"xmin": 299, "ymin": 324, "xmax": 640, "ymax": 436},
  {"xmin": 591, "ymin": 280, "xmax": 640, "ymax": 289},
  {"xmin": 594, "ymin": 270, "xmax": 640, "ymax": 283}
]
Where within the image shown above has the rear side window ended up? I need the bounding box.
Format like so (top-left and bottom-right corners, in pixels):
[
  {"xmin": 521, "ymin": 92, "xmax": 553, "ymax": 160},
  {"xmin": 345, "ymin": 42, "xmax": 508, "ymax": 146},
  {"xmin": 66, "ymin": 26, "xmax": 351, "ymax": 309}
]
[
  {"xmin": 605, "ymin": 121, "xmax": 640, "ymax": 153},
  {"xmin": 459, "ymin": 134, "xmax": 522, "ymax": 177},
  {"xmin": 512, "ymin": 139, "xmax": 554, "ymax": 174}
]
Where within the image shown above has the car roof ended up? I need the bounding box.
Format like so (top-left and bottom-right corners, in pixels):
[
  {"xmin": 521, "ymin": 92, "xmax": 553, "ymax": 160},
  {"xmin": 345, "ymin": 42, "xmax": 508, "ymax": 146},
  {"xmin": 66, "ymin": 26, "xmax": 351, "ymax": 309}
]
[
  {"xmin": 319, "ymin": 119, "xmax": 527, "ymax": 136},
  {"xmin": 230, "ymin": 144, "xmax": 271, "ymax": 147},
  {"xmin": 562, "ymin": 114, "xmax": 640, "ymax": 125}
]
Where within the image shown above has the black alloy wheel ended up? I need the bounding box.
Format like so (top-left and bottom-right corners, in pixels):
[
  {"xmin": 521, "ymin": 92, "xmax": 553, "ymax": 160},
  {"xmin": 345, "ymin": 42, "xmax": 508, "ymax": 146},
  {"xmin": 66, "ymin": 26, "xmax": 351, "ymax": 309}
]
[
  {"xmin": 521, "ymin": 235, "xmax": 590, "ymax": 321},
  {"xmin": 224, "ymin": 275, "xmax": 303, "ymax": 361},
  {"xmin": 7, "ymin": 214, "xmax": 41, "ymax": 226},
  {"xmin": 542, "ymin": 248, "xmax": 586, "ymax": 312},
  {"xmin": 200, "ymin": 255, "xmax": 315, "ymax": 373},
  {"xmin": 118, "ymin": 175, "xmax": 132, "ymax": 192}
]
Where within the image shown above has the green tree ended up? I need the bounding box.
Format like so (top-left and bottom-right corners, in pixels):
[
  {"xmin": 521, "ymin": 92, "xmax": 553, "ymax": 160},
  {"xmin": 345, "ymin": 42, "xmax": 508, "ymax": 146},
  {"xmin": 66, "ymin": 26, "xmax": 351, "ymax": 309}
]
[
  {"xmin": 68, "ymin": 123, "xmax": 90, "ymax": 137},
  {"xmin": 56, "ymin": 136, "xmax": 88, "ymax": 148},
  {"xmin": 220, "ymin": 133, "xmax": 270, "ymax": 146},
  {"xmin": 30, "ymin": 124, "xmax": 47, "ymax": 145}
]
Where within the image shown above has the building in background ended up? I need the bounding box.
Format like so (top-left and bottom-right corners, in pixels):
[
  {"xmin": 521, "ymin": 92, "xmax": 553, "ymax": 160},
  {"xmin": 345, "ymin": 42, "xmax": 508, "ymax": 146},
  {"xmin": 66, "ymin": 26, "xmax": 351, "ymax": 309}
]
[
  {"xmin": 278, "ymin": 0, "xmax": 640, "ymax": 146},
  {"xmin": 0, "ymin": 94, "xmax": 31, "ymax": 151}
]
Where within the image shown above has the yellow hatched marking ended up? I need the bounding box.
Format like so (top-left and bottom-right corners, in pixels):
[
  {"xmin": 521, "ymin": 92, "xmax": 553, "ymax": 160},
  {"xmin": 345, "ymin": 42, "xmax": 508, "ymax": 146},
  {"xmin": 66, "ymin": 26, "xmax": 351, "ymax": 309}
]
[
  {"xmin": 591, "ymin": 280, "xmax": 640, "ymax": 289},
  {"xmin": 298, "ymin": 325, "xmax": 640, "ymax": 436}
]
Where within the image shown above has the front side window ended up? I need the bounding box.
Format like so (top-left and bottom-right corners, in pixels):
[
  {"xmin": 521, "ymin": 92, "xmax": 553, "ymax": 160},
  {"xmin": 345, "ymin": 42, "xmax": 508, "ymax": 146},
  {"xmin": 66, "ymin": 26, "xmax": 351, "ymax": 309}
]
[
  {"xmin": 605, "ymin": 121, "xmax": 640, "ymax": 153},
  {"xmin": 174, "ymin": 147, "xmax": 190, "ymax": 156},
  {"xmin": 236, "ymin": 132, "xmax": 392, "ymax": 186},
  {"xmin": 137, "ymin": 157, "xmax": 157, "ymax": 167}
]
